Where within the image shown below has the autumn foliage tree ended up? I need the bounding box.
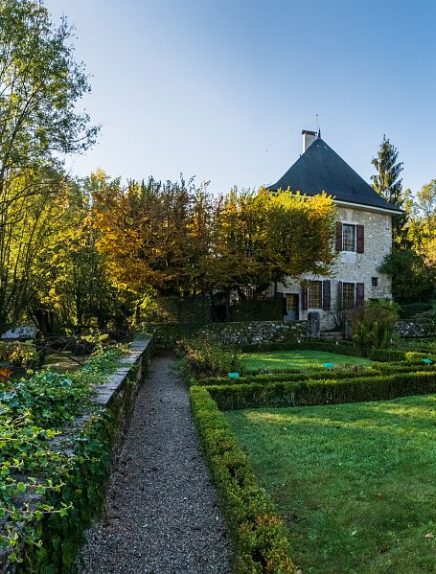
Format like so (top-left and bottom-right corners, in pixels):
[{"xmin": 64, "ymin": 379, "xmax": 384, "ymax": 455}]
[
  {"xmin": 92, "ymin": 177, "xmax": 336, "ymax": 319},
  {"xmin": 0, "ymin": 0, "xmax": 97, "ymax": 331}
]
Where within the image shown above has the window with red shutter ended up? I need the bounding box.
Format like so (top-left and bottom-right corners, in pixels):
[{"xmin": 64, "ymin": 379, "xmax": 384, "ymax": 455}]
[
  {"xmin": 356, "ymin": 282, "xmax": 365, "ymax": 306},
  {"xmin": 335, "ymin": 222, "xmax": 343, "ymax": 251},
  {"xmin": 322, "ymin": 280, "xmax": 331, "ymax": 311},
  {"xmin": 356, "ymin": 225, "xmax": 364, "ymax": 253}
]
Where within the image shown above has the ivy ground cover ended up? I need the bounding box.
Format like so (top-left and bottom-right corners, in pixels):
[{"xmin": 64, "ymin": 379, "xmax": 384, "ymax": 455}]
[
  {"xmin": 240, "ymin": 350, "xmax": 373, "ymax": 371},
  {"xmin": 0, "ymin": 346, "xmax": 125, "ymax": 568},
  {"xmin": 225, "ymin": 395, "xmax": 436, "ymax": 574}
]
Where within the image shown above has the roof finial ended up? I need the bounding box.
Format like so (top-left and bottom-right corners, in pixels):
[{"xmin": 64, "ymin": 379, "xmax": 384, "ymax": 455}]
[{"xmin": 316, "ymin": 113, "xmax": 321, "ymax": 138}]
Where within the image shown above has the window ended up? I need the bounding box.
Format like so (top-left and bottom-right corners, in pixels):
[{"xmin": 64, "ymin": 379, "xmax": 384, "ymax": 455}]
[
  {"xmin": 372, "ymin": 277, "xmax": 378, "ymax": 287},
  {"xmin": 342, "ymin": 282, "xmax": 355, "ymax": 309},
  {"xmin": 308, "ymin": 281, "xmax": 322, "ymax": 308},
  {"xmin": 342, "ymin": 224, "xmax": 356, "ymax": 251}
]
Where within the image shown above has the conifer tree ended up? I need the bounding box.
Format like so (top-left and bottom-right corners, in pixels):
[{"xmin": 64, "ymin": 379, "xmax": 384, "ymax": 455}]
[
  {"xmin": 371, "ymin": 135, "xmax": 407, "ymax": 244},
  {"xmin": 371, "ymin": 135, "xmax": 404, "ymax": 206}
]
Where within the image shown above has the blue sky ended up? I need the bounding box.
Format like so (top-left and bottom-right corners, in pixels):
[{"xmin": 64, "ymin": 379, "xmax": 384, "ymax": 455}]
[{"xmin": 44, "ymin": 0, "xmax": 436, "ymax": 195}]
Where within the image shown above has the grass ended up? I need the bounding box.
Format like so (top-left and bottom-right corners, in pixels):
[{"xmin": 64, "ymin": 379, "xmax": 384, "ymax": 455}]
[
  {"xmin": 226, "ymin": 395, "xmax": 436, "ymax": 574},
  {"xmin": 240, "ymin": 350, "xmax": 373, "ymax": 372}
]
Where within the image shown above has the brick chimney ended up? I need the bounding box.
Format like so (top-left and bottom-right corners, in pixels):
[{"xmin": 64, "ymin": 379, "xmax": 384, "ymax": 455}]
[{"xmin": 302, "ymin": 129, "xmax": 317, "ymax": 153}]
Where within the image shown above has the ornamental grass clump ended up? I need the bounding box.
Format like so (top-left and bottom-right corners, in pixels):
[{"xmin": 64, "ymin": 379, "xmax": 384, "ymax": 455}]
[{"xmin": 351, "ymin": 300, "xmax": 400, "ymax": 353}]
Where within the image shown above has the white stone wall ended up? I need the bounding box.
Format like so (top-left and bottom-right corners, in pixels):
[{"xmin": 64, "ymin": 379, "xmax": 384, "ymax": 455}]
[{"xmin": 273, "ymin": 205, "xmax": 393, "ymax": 329}]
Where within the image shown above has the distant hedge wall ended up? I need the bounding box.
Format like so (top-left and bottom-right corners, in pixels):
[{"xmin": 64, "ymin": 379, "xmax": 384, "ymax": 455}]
[{"xmin": 229, "ymin": 300, "xmax": 283, "ymax": 322}]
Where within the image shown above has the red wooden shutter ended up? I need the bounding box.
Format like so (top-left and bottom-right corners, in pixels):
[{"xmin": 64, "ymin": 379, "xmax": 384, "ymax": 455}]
[
  {"xmin": 356, "ymin": 225, "xmax": 364, "ymax": 253},
  {"xmin": 302, "ymin": 286, "xmax": 308, "ymax": 310},
  {"xmin": 335, "ymin": 222, "xmax": 343, "ymax": 251},
  {"xmin": 322, "ymin": 280, "xmax": 331, "ymax": 311},
  {"xmin": 356, "ymin": 282, "xmax": 365, "ymax": 306}
]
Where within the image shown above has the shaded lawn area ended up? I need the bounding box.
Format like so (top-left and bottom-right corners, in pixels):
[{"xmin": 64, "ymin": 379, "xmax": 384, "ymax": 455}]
[
  {"xmin": 240, "ymin": 350, "xmax": 372, "ymax": 372},
  {"xmin": 226, "ymin": 395, "xmax": 436, "ymax": 574}
]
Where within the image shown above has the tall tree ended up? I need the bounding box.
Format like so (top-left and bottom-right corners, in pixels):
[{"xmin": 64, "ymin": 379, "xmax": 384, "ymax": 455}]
[
  {"xmin": 371, "ymin": 135, "xmax": 404, "ymax": 206},
  {"xmin": 371, "ymin": 135, "xmax": 407, "ymax": 244},
  {"xmin": 407, "ymin": 179, "xmax": 436, "ymax": 267},
  {"xmin": 0, "ymin": 0, "xmax": 98, "ymax": 330}
]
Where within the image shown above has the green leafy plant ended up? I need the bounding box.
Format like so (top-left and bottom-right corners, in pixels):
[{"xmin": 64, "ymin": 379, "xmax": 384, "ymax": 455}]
[
  {"xmin": 0, "ymin": 344, "xmax": 129, "ymax": 570},
  {"xmin": 351, "ymin": 300, "xmax": 400, "ymax": 352},
  {"xmin": 0, "ymin": 341, "xmax": 39, "ymax": 368},
  {"xmin": 179, "ymin": 335, "xmax": 240, "ymax": 378}
]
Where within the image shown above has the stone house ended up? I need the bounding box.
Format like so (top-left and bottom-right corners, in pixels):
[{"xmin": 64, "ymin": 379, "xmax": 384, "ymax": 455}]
[{"xmin": 267, "ymin": 130, "xmax": 402, "ymax": 329}]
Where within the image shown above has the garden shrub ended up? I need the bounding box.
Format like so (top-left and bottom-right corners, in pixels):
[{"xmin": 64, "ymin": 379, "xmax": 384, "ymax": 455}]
[
  {"xmin": 351, "ymin": 300, "xmax": 400, "ymax": 352},
  {"xmin": 0, "ymin": 340, "xmax": 39, "ymax": 368},
  {"xmin": 399, "ymin": 302, "xmax": 433, "ymax": 318},
  {"xmin": 190, "ymin": 387, "xmax": 295, "ymax": 574},
  {"xmin": 179, "ymin": 336, "xmax": 240, "ymax": 378}
]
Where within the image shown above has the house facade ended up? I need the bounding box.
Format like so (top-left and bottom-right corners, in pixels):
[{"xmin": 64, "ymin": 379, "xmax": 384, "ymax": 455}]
[{"xmin": 267, "ymin": 130, "xmax": 402, "ymax": 329}]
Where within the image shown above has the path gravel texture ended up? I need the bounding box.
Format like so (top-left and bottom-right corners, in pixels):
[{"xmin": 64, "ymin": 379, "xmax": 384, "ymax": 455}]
[{"xmin": 79, "ymin": 356, "xmax": 232, "ymax": 574}]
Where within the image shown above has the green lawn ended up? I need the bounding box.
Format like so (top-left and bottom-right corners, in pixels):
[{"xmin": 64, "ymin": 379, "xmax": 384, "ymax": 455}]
[
  {"xmin": 240, "ymin": 350, "xmax": 373, "ymax": 371},
  {"xmin": 226, "ymin": 395, "xmax": 436, "ymax": 574}
]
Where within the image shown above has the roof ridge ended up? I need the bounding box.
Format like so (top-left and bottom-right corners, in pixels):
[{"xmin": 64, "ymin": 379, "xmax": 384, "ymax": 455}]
[{"xmin": 267, "ymin": 138, "xmax": 401, "ymax": 213}]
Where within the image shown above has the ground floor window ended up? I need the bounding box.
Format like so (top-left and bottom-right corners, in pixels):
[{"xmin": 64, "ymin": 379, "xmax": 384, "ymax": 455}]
[
  {"xmin": 342, "ymin": 282, "xmax": 355, "ymax": 309},
  {"xmin": 308, "ymin": 281, "xmax": 322, "ymax": 308}
]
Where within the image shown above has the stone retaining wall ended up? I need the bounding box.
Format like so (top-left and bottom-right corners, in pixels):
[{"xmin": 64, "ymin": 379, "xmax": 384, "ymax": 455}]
[
  {"xmin": 208, "ymin": 320, "xmax": 307, "ymax": 346},
  {"xmin": 0, "ymin": 336, "xmax": 152, "ymax": 573},
  {"xmin": 395, "ymin": 319, "xmax": 436, "ymax": 338}
]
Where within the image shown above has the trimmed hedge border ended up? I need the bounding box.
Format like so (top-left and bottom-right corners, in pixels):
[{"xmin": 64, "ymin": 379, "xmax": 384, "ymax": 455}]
[
  {"xmin": 190, "ymin": 387, "xmax": 295, "ymax": 574},
  {"xmin": 2, "ymin": 336, "xmax": 152, "ymax": 573},
  {"xmin": 206, "ymin": 371, "xmax": 436, "ymax": 411},
  {"xmin": 198, "ymin": 362, "xmax": 436, "ymax": 387},
  {"xmin": 238, "ymin": 340, "xmax": 434, "ymax": 363}
]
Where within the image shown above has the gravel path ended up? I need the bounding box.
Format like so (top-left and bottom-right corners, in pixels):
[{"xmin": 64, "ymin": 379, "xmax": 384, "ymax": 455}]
[{"xmin": 79, "ymin": 356, "xmax": 232, "ymax": 574}]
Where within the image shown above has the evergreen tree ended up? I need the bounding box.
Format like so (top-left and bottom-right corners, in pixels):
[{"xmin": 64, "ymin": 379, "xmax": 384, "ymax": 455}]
[
  {"xmin": 371, "ymin": 135, "xmax": 407, "ymax": 245},
  {"xmin": 371, "ymin": 135, "xmax": 404, "ymax": 206}
]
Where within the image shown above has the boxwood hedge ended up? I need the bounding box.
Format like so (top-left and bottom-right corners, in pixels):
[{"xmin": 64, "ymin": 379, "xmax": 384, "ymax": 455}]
[{"xmin": 190, "ymin": 387, "xmax": 295, "ymax": 574}]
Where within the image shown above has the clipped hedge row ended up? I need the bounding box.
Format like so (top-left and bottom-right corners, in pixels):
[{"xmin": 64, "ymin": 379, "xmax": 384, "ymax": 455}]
[
  {"xmin": 198, "ymin": 362, "xmax": 436, "ymax": 386},
  {"xmin": 190, "ymin": 387, "xmax": 295, "ymax": 574},
  {"xmin": 237, "ymin": 340, "xmax": 357, "ymax": 354},
  {"xmin": 207, "ymin": 371, "xmax": 436, "ymax": 411},
  {"xmin": 238, "ymin": 340, "xmax": 435, "ymax": 363}
]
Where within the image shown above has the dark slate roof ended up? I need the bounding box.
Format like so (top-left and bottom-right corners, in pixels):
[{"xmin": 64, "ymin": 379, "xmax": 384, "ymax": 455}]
[{"xmin": 267, "ymin": 137, "xmax": 402, "ymax": 212}]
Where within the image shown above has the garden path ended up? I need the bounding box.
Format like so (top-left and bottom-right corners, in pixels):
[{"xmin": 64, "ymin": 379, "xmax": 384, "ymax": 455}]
[{"xmin": 79, "ymin": 356, "xmax": 231, "ymax": 574}]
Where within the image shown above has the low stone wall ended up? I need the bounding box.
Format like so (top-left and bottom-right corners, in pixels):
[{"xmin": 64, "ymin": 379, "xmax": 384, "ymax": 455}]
[
  {"xmin": 0, "ymin": 336, "xmax": 152, "ymax": 573},
  {"xmin": 208, "ymin": 320, "xmax": 307, "ymax": 346},
  {"xmin": 143, "ymin": 320, "xmax": 308, "ymax": 350},
  {"xmin": 396, "ymin": 319, "xmax": 436, "ymax": 338}
]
